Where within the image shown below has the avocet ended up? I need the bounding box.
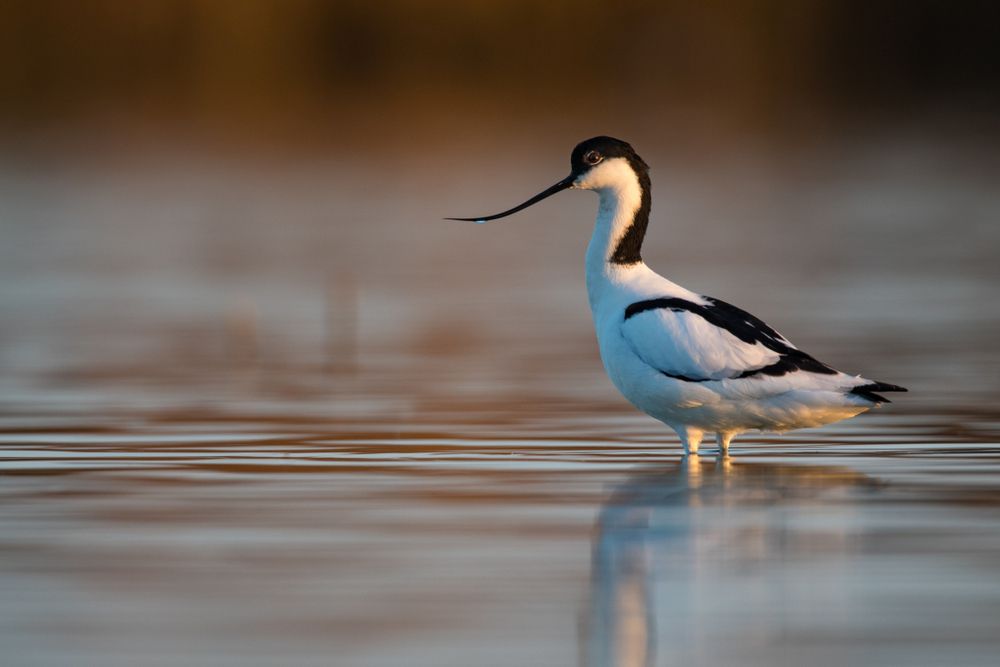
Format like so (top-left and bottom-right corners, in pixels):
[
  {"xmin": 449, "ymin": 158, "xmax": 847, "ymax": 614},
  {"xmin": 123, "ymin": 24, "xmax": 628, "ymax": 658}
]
[{"xmin": 449, "ymin": 136, "xmax": 905, "ymax": 456}]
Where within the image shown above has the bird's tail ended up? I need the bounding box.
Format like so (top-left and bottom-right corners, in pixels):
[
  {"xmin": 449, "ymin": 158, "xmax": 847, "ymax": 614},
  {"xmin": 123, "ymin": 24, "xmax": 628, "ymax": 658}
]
[{"xmin": 849, "ymin": 381, "xmax": 908, "ymax": 404}]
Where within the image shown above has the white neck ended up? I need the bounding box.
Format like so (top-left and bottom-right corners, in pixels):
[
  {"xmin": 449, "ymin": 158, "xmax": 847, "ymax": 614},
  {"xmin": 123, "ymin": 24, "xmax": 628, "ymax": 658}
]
[{"xmin": 584, "ymin": 172, "xmax": 646, "ymax": 310}]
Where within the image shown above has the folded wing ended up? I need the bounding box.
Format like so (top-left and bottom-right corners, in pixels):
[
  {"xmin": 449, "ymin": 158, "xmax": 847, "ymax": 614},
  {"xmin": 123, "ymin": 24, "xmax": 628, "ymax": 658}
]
[{"xmin": 620, "ymin": 296, "xmax": 836, "ymax": 382}]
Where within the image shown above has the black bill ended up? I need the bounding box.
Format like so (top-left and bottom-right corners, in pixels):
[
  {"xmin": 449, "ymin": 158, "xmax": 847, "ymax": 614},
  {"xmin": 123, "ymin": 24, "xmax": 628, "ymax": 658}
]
[{"xmin": 446, "ymin": 174, "xmax": 575, "ymax": 222}]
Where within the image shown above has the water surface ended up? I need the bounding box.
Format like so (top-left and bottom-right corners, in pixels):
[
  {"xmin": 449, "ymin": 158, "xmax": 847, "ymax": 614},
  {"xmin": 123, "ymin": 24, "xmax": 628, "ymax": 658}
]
[{"xmin": 2, "ymin": 135, "xmax": 999, "ymax": 666}]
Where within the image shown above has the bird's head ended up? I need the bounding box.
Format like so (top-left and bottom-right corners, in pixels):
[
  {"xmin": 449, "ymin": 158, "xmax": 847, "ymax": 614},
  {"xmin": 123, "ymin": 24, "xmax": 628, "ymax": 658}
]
[{"xmin": 569, "ymin": 136, "xmax": 649, "ymax": 192}]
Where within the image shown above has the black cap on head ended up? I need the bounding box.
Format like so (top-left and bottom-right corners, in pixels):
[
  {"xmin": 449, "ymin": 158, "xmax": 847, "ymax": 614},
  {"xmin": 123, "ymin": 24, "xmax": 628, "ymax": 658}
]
[{"xmin": 570, "ymin": 136, "xmax": 649, "ymax": 177}]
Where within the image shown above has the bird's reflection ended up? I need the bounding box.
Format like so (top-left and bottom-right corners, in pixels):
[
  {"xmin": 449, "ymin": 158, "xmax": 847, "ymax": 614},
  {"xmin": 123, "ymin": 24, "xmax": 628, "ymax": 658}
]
[{"xmin": 583, "ymin": 455, "xmax": 874, "ymax": 667}]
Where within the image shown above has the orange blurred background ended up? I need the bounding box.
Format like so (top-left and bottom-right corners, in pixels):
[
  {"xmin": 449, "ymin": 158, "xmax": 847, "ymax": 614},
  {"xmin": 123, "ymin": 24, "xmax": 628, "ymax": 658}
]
[{"xmin": 2, "ymin": 0, "xmax": 998, "ymax": 143}]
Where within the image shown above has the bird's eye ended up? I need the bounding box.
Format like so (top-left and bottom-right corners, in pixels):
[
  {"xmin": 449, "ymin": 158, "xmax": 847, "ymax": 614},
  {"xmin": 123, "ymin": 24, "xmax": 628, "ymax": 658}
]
[{"xmin": 584, "ymin": 150, "xmax": 603, "ymax": 166}]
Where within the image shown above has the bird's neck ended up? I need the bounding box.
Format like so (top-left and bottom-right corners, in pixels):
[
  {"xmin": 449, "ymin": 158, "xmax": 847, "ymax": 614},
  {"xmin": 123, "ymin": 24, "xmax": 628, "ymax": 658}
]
[{"xmin": 585, "ymin": 171, "xmax": 651, "ymax": 308}]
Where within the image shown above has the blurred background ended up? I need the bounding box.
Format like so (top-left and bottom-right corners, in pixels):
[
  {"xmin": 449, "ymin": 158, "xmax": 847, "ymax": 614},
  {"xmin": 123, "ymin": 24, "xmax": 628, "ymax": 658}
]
[
  {"xmin": 2, "ymin": 0, "xmax": 999, "ymax": 132},
  {"xmin": 2, "ymin": 3, "xmax": 1000, "ymax": 666},
  {"xmin": 2, "ymin": 0, "xmax": 998, "ymax": 396}
]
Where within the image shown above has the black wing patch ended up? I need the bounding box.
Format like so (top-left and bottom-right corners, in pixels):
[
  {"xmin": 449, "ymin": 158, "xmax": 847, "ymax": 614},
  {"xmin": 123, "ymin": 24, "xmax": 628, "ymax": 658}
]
[{"xmin": 623, "ymin": 296, "xmax": 837, "ymax": 381}]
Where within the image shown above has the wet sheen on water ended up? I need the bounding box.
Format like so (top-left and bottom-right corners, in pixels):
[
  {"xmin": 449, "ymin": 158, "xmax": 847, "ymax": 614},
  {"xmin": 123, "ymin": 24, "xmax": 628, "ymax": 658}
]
[{"xmin": 1, "ymin": 137, "xmax": 999, "ymax": 666}]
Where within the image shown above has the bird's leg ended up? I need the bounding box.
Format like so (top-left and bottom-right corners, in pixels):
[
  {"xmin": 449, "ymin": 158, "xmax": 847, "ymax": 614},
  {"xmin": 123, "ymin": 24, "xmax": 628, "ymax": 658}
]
[
  {"xmin": 678, "ymin": 427, "xmax": 703, "ymax": 456},
  {"xmin": 715, "ymin": 432, "xmax": 734, "ymax": 458}
]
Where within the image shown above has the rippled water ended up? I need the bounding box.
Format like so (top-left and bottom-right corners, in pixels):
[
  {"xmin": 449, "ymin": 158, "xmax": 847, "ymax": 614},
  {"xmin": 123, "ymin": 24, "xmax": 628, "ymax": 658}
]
[
  {"xmin": 3, "ymin": 399, "xmax": 1000, "ymax": 667},
  {"xmin": 2, "ymin": 134, "xmax": 999, "ymax": 665}
]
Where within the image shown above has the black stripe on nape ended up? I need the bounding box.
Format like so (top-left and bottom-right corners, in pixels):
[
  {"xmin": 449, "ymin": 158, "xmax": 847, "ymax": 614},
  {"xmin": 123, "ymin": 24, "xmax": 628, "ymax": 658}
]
[
  {"xmin": 609, "ymin": 159, "xmax": 652, "ymax": 265},
  {"xmin": 624, "ymin": 295, "xmax": 838, "ymax": 380}
]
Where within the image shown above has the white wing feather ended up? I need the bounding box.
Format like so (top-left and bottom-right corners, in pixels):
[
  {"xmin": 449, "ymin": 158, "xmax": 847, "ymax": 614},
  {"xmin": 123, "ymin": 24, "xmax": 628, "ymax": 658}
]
[{"xmin": 621, "ymin": 307, "xmax": 781, "ymax": 380}]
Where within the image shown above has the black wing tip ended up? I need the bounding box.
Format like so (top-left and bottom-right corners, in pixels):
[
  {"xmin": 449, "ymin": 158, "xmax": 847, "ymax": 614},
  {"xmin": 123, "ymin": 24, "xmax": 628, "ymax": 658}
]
[{"xmin": 850, "ymin": 382, "xmax": 908, "ymax": 404}]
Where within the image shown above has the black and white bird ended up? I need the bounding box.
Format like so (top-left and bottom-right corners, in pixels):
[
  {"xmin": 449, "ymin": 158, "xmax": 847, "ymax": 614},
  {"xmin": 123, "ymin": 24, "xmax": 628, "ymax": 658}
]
[{"xmin": 449, "ymin": 136, "xmax": 906, "ymax": 456}]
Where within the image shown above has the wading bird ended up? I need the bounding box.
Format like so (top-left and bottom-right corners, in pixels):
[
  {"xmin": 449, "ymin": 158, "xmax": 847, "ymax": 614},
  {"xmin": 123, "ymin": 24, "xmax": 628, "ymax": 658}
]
[{"xmin": 448, "ymin": 137, "xmax": 905, "ymax": 456}]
